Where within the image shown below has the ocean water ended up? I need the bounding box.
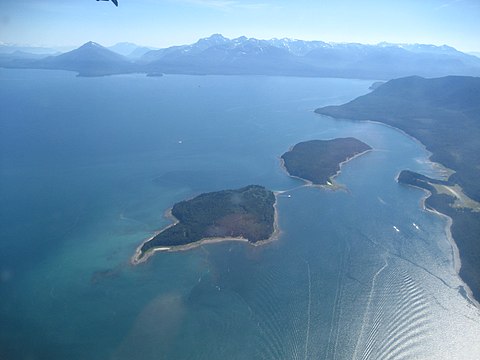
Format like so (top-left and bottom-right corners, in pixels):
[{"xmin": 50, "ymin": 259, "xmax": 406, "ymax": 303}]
[{"xmin": 1, "ymin": 69, "xmax": 479, "ymax": 359}]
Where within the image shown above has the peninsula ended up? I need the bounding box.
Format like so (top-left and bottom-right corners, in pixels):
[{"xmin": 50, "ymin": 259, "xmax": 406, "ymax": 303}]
[
  {"xmin": 132, "ymin": 185, "xmax": 277, "ymax": 264},
  {"xmin": 315, "ymin": 75, "xmax": 480, "ymax": 301},
  {"xmin": 281, "ymin": 138, "xmax": 372, "ymax": 186}
]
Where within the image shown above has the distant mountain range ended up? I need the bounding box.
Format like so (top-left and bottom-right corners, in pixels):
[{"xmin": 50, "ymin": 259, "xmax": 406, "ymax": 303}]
[
  {"xmin": 2, "ymin": 34, "xmax": 480, "ymax": 79},
  {"xmin": 107, "ymin": 42, "xmax": 155, "ymax": 59},
  {"xmin": 0, "ymin": 44, "xmax": 59, "ymax": 55}
]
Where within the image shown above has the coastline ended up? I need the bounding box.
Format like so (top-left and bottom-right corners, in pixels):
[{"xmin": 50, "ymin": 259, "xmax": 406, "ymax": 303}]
[
  {"xmin": 362, "ymin": 119, "xmax": 455, "ymax": 180},
  {"xmin": 279, "ymin": 146, "xmax": 372, "ymax": 190},
  {"xmin": 131, "ymin": 195, "xmax": 281, "ymax": 265},
  {"xmin": 317, "ymin": 112, "xmax": 480, "ymax": 306},
  {"xmin": 397, "ymin": 176, "xmax": 480, "ymax": 308},
  {"xmin": 131, "ymin": 208, "xmax": 179, "ymax": 265},
  {"xmin": 315, "ymin": 111, "xmax": 480, "ymax": 309},
  {"xmin": 395, "ymin": 173, "xmax": 462, "ymax": 274},
  {"xmin": 330, "ymin": 148, "xmax": 373, "ymax": 182}
]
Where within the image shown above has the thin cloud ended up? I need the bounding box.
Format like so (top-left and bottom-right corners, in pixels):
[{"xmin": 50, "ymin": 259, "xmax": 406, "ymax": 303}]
[
  {"xmin": 175, "ymin": 0, "xmax": 270, "ymax": 11},
  {"xmin": 436, "ymin": 0, "xmax": 463, "ymax": 10}
]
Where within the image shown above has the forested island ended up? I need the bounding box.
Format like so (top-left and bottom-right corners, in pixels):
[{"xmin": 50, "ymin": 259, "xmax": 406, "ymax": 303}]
[
  {"xmin": 281, "ymin": 138, "xmax": 372, "ymax": 185},
  {"xmin": 316, "ymin": 76, "xmax": 480, "ymax": 301},
  {"xmin": 132, "ymin": 185, "xmax": 277, "ymax": 264}
]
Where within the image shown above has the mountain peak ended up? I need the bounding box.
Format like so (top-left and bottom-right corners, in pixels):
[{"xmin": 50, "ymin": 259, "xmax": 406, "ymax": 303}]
[
  {"xmin": 79, "ymin": 41, "xmax": 105, "ymax": 50},
  {"xmin": 196, "ymin": 34, "xmax": 229, "ymax": 46},
  {"xmin": 33, "ymin": 41, "xmax": 132, "ymax": 76},
  {"xmin": 206, "ymin": 34, "xmax": 228, "ymax": 41},
  {"xmin": 233, "ymin": 36, "xmax": 248, "ymax": 42}
]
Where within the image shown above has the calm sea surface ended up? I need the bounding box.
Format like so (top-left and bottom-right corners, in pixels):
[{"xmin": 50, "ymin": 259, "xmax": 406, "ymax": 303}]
[{"xmin": 1, "ymin": 69, "xmax": 479, "ymax": 359}]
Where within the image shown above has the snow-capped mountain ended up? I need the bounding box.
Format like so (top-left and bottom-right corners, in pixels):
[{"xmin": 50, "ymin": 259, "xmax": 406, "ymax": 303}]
[{"xmin": 3, "ymin": 35, "xmax": 480, "ymax": 78}]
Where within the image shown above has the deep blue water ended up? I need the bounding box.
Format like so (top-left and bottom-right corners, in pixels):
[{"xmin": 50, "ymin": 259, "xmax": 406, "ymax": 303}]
[{"xmin": 1, "ymin": 69, "xmax": 479, "ymax": 360}]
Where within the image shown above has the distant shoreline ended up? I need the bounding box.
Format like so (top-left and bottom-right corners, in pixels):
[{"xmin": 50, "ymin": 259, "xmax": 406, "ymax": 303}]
[{"xmin": 131, "ymin": 196, "xmax": 281, "ymax": 265}]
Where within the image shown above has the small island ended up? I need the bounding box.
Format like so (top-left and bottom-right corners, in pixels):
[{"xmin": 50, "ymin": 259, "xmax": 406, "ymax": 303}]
[
  {"xmin": 132, "ymin": 185, "xmax": 278, "ymax": 264},
  {"xmin": 281, "ymin": 138, "xmax": 372, "ymax": 186}
]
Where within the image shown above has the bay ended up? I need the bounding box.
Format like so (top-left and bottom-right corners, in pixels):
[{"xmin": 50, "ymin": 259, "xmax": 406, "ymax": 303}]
[{"xmin": 1, "ymin": 69, "xmax": 479, "ymax": 359}]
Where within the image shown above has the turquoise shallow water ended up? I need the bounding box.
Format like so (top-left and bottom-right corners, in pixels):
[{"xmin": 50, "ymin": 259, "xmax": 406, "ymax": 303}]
[{"xmin": 1, "ymin": 69, "xmax": 479, "ymax": 359}]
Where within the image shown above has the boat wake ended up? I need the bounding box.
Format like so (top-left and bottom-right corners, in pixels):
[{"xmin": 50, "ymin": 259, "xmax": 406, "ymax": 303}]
[{"xmin": 353, "ymin": 259, "xmax": 432, "ymax": 360}]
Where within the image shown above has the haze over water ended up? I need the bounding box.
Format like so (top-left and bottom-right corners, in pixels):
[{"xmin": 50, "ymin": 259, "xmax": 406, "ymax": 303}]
[{"xmin": 1, "ymin": 69, "xmax": 479, "ymax": 359}]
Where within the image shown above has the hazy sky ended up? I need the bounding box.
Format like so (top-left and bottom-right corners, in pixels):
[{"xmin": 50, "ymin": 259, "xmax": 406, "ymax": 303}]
[{"xmin": 1, "ymin": 0, "xmax": 479, "ymax": 51}]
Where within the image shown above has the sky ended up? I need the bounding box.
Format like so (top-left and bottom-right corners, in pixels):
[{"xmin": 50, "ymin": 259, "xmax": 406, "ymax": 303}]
[{"xmin": 0, "ymin": 0, "xmax": 479, "ymax": 52}]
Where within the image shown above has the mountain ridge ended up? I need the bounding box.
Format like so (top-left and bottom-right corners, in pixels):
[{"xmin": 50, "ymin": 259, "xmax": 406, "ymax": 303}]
[{"xmin": 2, "ymin": 34, "xmax": 480, "ymax": 78}]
